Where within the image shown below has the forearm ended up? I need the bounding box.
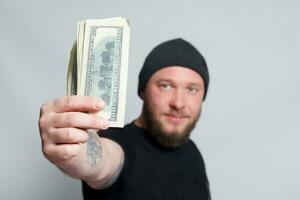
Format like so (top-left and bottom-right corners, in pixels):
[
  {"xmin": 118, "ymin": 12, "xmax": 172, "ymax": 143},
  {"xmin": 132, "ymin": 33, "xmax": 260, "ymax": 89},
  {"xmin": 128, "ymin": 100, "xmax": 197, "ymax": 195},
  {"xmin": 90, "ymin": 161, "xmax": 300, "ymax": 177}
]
[
  {"xmin": 57, "ymin": 131, "xmax": 103, "ymax": 179},
  {"xmin": 56, "ymin": 131, "xmax": 124, "ymax": 189}
]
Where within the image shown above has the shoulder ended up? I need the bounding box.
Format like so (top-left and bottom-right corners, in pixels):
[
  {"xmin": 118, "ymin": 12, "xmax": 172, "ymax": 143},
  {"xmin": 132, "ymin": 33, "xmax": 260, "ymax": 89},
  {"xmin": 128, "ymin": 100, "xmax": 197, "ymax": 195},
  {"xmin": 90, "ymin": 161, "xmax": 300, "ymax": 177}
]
[
  {"xmin": 184, "ymin": 139, "xmax": 207, "ymax": 163},
  {"xmin": 185, "ymin": 139, "xmax": 200, "ymax": 153}
]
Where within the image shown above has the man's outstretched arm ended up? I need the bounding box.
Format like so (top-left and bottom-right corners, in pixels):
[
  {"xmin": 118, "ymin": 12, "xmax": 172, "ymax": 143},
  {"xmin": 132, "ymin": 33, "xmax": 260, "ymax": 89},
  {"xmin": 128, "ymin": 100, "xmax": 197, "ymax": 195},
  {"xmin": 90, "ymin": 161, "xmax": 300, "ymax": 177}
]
[{"xmin": 38, "ymin": 96, "xmax": 124, "ymax": 189}]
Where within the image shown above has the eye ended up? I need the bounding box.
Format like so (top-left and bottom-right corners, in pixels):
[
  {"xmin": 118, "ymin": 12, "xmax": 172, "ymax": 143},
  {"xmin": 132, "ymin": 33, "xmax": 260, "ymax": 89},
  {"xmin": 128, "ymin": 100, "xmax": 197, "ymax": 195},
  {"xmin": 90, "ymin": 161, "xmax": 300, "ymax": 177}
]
[
  {"xmin": 159, "ymin": 82, "xmax": 172, "ymax": 91},
  {"xmin": 187, "ymin": 86, "xmax": 199, "ymax": 94}
]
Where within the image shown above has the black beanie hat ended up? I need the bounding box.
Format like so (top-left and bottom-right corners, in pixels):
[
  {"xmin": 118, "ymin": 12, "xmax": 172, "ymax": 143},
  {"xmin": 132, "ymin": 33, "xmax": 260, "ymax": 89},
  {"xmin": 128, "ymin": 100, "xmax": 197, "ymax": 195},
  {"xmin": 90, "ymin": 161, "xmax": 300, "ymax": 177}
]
[{"xmin": 138, "ymin": 38, "xmax": 209, "ymax": 100}]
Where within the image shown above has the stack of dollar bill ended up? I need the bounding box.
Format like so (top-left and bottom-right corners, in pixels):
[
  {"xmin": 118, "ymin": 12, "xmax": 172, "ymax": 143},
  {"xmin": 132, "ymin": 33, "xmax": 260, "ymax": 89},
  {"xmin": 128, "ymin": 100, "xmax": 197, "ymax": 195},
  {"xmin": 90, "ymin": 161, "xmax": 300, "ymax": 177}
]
[{"xmin": 66, "ymin": 17, "xmax": 130, "ymax": 127}]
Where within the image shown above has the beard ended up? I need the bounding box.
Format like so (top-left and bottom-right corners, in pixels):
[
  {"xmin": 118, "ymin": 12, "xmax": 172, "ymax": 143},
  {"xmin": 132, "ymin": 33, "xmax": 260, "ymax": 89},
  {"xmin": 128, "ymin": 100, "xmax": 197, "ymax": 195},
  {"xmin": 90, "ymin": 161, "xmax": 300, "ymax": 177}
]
[{"xmin": 142, "ymin": 100, "xmax": 201, "ymax": 149}]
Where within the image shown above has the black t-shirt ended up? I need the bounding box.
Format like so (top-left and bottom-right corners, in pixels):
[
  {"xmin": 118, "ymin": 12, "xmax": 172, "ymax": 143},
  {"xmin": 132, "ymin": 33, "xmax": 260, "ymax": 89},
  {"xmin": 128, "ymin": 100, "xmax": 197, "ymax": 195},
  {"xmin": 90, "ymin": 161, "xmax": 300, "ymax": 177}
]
[{"xmin": 82, "ymin": 122, "xmax": 210, "ymax": 200}]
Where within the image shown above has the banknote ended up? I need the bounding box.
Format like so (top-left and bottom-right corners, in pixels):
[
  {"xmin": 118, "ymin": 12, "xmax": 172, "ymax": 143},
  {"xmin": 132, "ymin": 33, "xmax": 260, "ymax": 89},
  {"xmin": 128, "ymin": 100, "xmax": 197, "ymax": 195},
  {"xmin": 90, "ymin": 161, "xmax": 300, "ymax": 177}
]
[{"xmin": 67, "ymin": 17, "xmax": 130, "ymax": 127}]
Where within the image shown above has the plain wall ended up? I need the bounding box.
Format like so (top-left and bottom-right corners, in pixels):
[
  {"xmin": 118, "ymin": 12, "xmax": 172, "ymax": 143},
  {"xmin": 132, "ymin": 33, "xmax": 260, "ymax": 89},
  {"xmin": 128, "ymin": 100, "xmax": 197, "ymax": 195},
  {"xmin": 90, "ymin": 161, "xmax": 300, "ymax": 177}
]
[{"xmin": 1, "ymin": 0, "xmax": 299, "ymax": 199}]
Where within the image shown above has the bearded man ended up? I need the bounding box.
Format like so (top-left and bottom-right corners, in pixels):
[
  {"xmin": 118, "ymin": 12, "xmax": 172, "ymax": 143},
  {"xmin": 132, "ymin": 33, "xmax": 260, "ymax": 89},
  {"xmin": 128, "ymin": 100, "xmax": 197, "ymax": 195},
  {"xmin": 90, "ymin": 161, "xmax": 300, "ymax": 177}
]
[{"xmin": 38, "ymin": 38, "xmax": 211, "ymax": 200}]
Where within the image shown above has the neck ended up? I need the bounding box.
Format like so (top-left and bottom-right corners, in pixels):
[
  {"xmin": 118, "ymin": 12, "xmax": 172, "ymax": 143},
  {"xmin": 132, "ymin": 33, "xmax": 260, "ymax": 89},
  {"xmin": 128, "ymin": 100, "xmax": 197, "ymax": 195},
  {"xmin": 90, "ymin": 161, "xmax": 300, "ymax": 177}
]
[{"xmin": 134, "ymin": 115, "xmax": 147, "ymax": 129}]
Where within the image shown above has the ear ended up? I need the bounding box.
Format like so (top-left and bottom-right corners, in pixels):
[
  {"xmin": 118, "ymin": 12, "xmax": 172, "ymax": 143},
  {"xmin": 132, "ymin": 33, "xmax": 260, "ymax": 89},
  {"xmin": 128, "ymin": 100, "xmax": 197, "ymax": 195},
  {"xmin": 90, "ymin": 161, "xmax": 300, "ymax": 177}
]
[{"xmin": 140, "ymin": 91, "xmax": 145, "ymax": 100}]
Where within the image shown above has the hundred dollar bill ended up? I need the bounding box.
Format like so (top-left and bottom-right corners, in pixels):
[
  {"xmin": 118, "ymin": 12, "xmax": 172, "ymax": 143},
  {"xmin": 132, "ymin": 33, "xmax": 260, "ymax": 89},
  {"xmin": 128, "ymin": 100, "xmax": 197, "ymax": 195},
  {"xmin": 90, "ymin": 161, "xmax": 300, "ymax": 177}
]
[{"xmin": 67, "ymin": 17, "xmax": 130, "ymax": 127}]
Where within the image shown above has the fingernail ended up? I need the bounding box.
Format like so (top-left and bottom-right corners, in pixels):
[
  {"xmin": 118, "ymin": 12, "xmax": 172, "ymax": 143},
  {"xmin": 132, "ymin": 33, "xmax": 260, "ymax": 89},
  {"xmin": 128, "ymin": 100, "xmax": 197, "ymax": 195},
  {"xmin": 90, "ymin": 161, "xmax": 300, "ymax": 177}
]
[
  {"xmin": 95, "ymin": 100, "xmax": 105, "ymax": 109},
  {"xmin": 102, "ymin": 119, "xmax": 109, "ymax": 129}
]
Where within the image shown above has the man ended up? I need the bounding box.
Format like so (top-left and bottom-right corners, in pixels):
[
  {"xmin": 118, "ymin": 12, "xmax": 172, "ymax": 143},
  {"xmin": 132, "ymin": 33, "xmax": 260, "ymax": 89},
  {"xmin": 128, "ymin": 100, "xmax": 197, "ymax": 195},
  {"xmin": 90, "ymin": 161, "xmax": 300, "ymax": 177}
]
[{"xmin": 38, "ymin": 38, "xmax": 211, "ymax": 199}]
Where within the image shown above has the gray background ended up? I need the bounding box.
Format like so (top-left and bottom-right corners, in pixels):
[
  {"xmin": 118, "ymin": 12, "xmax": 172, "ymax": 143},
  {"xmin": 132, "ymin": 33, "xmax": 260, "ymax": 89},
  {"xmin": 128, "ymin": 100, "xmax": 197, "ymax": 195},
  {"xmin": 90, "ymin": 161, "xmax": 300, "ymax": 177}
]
[{"xmin": 1, "ymin": 0, "xmax": 299, "ymax": 199}]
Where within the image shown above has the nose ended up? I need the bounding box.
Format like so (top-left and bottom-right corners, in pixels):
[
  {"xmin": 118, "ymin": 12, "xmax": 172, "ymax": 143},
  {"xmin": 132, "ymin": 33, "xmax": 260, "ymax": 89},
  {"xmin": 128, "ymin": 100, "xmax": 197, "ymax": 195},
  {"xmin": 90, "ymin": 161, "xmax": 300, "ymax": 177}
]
[{"xmin": 170, "ymin": 89, "xmax": 185, "ymax": 110}]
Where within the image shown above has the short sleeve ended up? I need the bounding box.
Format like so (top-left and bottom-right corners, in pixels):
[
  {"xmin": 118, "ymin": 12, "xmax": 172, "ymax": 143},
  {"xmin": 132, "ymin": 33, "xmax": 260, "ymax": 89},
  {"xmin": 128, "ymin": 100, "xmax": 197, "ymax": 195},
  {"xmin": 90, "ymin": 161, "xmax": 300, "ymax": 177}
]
[{"xmin": 82, "ymin": 126, "xmax": 135, "ymax": 200}]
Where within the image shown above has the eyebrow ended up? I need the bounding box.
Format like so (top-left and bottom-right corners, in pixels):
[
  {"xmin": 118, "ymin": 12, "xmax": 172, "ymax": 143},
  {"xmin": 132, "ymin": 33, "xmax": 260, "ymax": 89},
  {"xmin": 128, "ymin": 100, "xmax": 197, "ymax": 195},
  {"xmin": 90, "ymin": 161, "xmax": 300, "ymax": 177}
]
[{"xmin": 156, "ymin": 79, "xmax": 203, "ymax": 87}]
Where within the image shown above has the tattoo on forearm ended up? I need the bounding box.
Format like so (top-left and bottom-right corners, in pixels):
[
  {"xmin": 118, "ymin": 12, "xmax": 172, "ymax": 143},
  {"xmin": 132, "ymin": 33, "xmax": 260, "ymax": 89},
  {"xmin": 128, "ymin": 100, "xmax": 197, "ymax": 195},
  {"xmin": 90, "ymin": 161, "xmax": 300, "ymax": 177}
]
[{"xmin": 86, "ymin": 131, "xmax": 102, "ymax": 167}]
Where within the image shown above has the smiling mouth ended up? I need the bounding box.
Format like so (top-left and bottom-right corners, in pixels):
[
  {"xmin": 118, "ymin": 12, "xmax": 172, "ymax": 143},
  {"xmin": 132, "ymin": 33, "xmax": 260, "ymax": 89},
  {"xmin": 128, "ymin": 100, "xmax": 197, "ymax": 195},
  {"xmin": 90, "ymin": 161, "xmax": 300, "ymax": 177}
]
[{"xmin": 164, "ymin": 114, "xmax": 188, "ymax": 122}]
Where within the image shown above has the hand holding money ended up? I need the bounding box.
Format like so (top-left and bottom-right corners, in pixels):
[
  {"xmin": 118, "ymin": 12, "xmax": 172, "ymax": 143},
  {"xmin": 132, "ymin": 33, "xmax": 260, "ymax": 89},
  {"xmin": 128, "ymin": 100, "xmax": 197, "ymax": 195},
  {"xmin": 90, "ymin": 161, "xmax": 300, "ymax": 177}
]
[
  {"xmin": 38, "ymin": 96, "xmax": 109, "ymax": 165},
  {"xmin": 67, "ymin": 17, "xmax": 130, "ymax": 127}
]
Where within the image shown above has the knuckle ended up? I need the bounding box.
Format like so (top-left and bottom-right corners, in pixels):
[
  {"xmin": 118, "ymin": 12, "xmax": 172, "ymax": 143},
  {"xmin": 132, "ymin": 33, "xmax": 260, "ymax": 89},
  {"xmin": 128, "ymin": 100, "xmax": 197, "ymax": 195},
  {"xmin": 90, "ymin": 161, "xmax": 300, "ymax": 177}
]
[
  {"xmin": 42, "ymin": 144, "xmax": 52, "ymax": 158},
  {"xmin": 62, "ymin": 146, "xmax": 72, "ymax": 160},
  {"xmin": 38, "ymin": 115, "xmax": 48, "ymax": 130},
  {"xmin": 40, "ymin": 129, "xmax": 48, "ymax": 141},
  {"xmin": 40, "ymin": 103, "xmax": 48, "ymax": 116}
]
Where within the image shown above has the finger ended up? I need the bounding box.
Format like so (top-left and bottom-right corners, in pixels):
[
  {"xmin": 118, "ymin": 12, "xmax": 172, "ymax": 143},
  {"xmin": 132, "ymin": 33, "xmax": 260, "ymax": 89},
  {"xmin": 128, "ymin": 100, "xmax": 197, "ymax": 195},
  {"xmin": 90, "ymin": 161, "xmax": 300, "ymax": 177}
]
[
  {"xmin": 43, "ymin": 143, "xmax": 82, "ymax": 163},
  {"xmin": 51, "ymin": 128, "xmax": 88, "ymax": 144},
  {"xmin": 52, "ymin": 112, "xmax": 109, "ymax": 130},
  {"xmin": 45, "ymin": 96, "xmax": 105, "ymax": 113}
]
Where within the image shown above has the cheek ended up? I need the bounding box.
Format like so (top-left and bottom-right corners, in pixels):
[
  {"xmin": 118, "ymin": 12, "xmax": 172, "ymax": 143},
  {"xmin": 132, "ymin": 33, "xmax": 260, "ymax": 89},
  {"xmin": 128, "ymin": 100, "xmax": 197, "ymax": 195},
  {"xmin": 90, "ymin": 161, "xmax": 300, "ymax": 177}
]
[
  {"xmin": 186, "ymin": 99, "xmax": 202, "ymax": 115},
  {"xmin": 153, "ymin": 94, "xmax": 167, "ymax": 108},
  {"xmin": 148, "ymin": 90, "xmax": 170, "ymax": 110}
]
